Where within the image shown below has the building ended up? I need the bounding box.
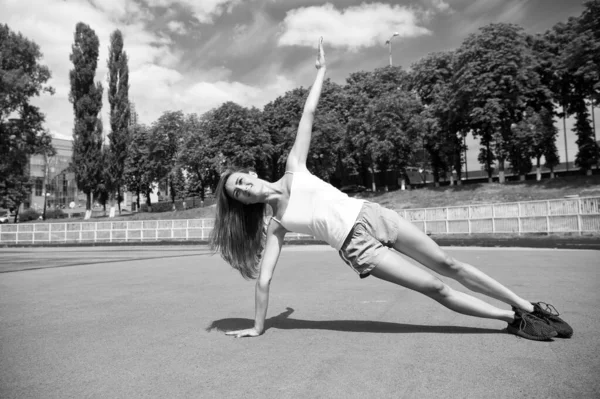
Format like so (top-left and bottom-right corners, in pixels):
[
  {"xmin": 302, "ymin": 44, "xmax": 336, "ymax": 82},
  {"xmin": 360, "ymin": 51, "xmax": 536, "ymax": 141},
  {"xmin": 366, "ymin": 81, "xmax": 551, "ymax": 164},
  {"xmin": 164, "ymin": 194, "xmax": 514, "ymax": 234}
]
[
  {"xmin": 26, "ymin": 138, "xmax": 84, "ymax": 211},
  {"xmin": 25, "ymin": 137, "xmax": 134, "ymax": 214}
]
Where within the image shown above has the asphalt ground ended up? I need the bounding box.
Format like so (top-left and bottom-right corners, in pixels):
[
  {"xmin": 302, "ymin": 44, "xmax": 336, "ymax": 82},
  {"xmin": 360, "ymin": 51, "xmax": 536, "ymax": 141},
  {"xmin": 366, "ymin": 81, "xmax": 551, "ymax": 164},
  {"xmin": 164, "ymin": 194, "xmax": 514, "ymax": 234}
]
[{"xmin": 0, "ymin": 245, "xmax": 598, "ymax": 399}]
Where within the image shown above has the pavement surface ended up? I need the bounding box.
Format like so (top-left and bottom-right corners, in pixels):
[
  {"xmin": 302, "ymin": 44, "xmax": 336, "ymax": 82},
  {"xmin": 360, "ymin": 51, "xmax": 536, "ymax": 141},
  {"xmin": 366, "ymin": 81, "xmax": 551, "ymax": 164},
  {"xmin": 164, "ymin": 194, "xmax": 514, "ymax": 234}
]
[{"xmin": 0, "ymin": 245, "xmax": 598, "ymax": 399}]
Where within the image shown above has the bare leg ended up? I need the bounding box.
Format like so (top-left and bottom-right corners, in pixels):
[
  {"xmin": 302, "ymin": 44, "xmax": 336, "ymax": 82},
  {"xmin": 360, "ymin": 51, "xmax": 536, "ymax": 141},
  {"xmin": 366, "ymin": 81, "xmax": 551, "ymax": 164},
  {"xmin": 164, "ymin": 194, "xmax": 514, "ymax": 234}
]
[
  {"xmin": 369, "ymin": 250, "xmax": 514, "ymax": 323},
  {"xmin": 390, "ymin": 216, "xmax": 534, "ymax": 313}
]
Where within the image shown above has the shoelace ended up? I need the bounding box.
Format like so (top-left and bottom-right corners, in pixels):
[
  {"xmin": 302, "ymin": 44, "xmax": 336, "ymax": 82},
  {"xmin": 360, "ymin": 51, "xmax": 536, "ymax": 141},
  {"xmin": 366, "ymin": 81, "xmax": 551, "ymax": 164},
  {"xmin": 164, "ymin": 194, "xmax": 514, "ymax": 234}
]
[
  {"xmin": 518, "ymin": 312, "xmax": 537, "ymax": 332},
  {"xmin": 537, "ymin": 302, "xmax": 560, "ymax": 316}
]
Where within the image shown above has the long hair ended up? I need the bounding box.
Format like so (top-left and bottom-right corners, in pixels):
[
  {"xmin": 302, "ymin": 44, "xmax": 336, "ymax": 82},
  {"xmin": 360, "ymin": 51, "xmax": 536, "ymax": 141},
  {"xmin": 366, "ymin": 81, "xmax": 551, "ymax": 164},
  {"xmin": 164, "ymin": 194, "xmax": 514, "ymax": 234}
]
[{"xmin": 209, "ymin": 169, "xmax": 267, "ymax": 279}]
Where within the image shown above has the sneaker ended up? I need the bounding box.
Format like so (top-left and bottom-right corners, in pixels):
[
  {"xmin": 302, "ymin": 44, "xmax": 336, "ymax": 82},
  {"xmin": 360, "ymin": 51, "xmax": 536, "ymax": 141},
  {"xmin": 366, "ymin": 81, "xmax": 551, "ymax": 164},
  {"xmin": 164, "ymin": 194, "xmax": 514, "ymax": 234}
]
[
  {"xmin": 507, "ymin": 308, "xmax": 557, "ymax": 341},
  {"xmin": 531, "ymin": 302, "xmax": 573, "ymax": 338}
]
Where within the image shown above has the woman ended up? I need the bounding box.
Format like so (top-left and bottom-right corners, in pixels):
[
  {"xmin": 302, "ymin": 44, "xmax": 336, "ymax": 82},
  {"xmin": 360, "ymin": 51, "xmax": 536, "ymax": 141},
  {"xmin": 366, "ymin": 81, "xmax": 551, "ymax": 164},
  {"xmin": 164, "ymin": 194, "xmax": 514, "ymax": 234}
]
[{"xmin": 210, "ymin": 38, "xmax": 572, "ymax": 341}]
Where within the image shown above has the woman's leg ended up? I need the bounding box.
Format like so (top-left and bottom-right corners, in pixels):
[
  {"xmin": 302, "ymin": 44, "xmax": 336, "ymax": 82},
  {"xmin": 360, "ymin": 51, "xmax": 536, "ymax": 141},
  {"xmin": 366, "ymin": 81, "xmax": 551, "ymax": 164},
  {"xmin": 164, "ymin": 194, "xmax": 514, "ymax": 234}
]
[
  {"xmin": 369, "ymin": 249, "xmax": 514, "ymax": 323},
  {"xmin": 389, "ymin": 216, "xmax": 534, "ymax": 312}
]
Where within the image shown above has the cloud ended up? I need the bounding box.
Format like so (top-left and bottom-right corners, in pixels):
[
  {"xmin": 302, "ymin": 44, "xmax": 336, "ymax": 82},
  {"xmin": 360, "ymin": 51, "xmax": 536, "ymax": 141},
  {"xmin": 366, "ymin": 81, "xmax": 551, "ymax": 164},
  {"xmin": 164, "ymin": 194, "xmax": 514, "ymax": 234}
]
[
  {"xmin": 2, "ymin": 0, "xmax": 283, "ymax": 141},
  {"xmin": 131, "ymin": 70, "xmax": 296, "ymax": 123},
  {"xmin": 278, "ymin": 2, "xmax": 431, "ymax": 50},
  {"xmin": 145, "ymin": 0, "xmax": 242, "ymax": 23},
  {"xmin": 230, "ymin": 10, "xmax": 279, "ymax": 57},
  {"xmin": 431, "ymin": 0, "xmax": 451, "ymax": 12},
  {"xmin": 167, "ymin": 21, "xmax": 188, "ymax": 35}
]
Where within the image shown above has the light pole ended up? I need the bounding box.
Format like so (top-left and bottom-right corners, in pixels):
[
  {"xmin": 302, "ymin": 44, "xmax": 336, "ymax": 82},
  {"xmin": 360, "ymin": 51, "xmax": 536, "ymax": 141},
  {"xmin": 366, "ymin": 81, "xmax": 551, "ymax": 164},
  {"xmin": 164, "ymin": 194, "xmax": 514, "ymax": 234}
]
[{"xmin": 385, "ymin": 32, "xmax": 399, "ymax": 66}]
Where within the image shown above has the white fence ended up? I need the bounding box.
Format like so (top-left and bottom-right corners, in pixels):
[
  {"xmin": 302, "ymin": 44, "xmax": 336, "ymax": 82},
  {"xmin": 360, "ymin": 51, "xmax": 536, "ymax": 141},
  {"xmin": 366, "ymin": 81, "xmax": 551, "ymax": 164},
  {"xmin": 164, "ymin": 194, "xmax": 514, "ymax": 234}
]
[
  {"xmin": 402, "ymin": 196, "xmax": 600, "ymax": 235},
  {"xmin": 1, "ymin": 197, "xmax": 599, "ymax": 245}
]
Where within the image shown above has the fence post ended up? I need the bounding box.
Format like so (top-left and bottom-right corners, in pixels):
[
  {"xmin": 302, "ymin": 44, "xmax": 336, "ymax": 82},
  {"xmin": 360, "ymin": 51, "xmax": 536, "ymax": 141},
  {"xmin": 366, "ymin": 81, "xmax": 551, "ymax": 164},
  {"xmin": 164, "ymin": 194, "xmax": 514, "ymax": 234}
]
[
  {"xmin": 79, "ymin": 223, "xmax": 82, "ymax": 243},
  {"xmin": 492, "ymin": 204, "xmax": 496, "ymax": 233},
  {"xmin": 577, "ymin": 198, "xmax": 582, "ymax": 235},
  {"xmin": 445, "ymin": 207, "xmax": 449, "ymax": 233},
  {"xmin": 126, "ymin": 221, "xmax": 129, "ymax": 242},
  {"xmin": 186, "ymin": 219, "xmax": 189, "ymax": 241},
  {"xmin": 467, "ymin": 206, "xmax": 472, "ymax": 235},
  {"xmin": 546, "ymin": 200, "xmax": 550, "ymax": 234},
  {"xmin": 201, "ymin": 219, "xmax": 205, "ymax": 240},
  {"xmin": 517, "ymin": 203, "xmax": 522, "ymax": 235},
  {"xmin": 171, "ymin": 220, "xmax": 174, "ymax": 239}
]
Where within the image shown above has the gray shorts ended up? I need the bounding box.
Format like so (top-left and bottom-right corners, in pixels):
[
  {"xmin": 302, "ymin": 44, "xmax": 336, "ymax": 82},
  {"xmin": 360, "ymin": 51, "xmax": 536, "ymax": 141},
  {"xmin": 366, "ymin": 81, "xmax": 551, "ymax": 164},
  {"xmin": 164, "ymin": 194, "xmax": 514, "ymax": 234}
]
[{"xmin": 338, "ymin": 201, "xmax": 402, "ymax": 279}]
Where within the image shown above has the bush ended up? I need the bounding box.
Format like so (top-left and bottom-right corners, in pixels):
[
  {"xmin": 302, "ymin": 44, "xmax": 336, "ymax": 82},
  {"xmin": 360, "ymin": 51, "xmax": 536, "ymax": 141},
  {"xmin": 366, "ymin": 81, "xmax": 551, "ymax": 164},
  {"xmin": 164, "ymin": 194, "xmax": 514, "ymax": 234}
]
[
  {"xmin": 20, "ymin": 209, "xmax": 40, "ymax": 222},
  {"xmin": 45, "ymin": 208, "xmax": 66, "ymax": 219}
]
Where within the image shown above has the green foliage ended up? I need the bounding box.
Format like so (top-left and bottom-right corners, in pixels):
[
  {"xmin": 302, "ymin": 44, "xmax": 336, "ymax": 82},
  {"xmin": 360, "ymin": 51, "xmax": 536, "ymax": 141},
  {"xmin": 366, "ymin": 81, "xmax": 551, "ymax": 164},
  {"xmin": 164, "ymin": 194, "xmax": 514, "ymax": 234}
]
[
  {"xmin": 123, "ymin": 123, "xmax": 154, "ymax": 206},
  {"xmin": 0, "ymin": 24, "xmax": 54, "ymax": 210},
  {"xmin": 145, "ymin": 110, "xmax": 186, "ymax": 203},
  {"xmin": 69, "ymin": 22, "xmax": 104, "ymax": 209},
  {"xmin": 573, "ymin": 106, "xmax": 599, "ymax": 170},
  {"xmin": 508, "ymin": 117, "xmax": 535, "ymax": 176},
  {"xmin": 106, "ymin": 29, "xmax": 130, "ymax": 201},
  {"xmin": 410, "ymin": 51, "xmax": 465, "ymax": 183},
  {"xmin": 45, "ymin": 208, "xmax": 65, "ymax": 220},
  {"xmin": 343, "ymin": 66, "xmax": 415, "ymax": 188},
  {"xmin": 201, "ymin": 102, "xmax": 272, "ymax": 186},
  {"xmin": 453, "ymin": 23, "xmax": 550, "ymax": 180},
  {"xmin": 177, "ymin": 113, "xmax": 214, "ymax": 199},
  {"xmin": 19, "ymin": 208, "xmax": 40, "ymax": 222},
  {"xmin": 262, "ymin": 86, "xmax": 308, "ymax": 180},
  {"xmin": 169, "ymin": 168, "xmax": 186, "ymax": 202}
]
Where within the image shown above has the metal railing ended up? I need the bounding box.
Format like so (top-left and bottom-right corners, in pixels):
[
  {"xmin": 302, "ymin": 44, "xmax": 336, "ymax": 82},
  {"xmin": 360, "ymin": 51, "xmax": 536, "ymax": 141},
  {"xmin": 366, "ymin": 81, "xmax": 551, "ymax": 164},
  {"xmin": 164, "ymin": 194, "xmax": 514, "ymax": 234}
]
[{"xmin": 1, "ymin": 197, "xmax": 599, "ymax": 245}]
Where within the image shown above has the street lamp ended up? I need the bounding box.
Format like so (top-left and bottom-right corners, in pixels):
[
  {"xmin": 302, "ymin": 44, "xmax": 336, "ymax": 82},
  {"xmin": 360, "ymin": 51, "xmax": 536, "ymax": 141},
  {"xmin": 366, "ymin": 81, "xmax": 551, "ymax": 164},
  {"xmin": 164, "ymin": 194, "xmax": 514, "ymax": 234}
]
[{"xmin": 385, "ymin": 32, "xmax": 400, "ymax": 66}]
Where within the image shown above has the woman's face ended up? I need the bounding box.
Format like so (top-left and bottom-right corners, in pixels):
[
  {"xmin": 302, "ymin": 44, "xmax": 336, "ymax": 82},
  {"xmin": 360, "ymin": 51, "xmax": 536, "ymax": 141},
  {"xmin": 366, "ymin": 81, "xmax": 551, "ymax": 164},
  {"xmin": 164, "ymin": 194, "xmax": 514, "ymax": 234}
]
[{"xmin": 225, "ymin": 172, "xmax": 262, "ymax": 205}]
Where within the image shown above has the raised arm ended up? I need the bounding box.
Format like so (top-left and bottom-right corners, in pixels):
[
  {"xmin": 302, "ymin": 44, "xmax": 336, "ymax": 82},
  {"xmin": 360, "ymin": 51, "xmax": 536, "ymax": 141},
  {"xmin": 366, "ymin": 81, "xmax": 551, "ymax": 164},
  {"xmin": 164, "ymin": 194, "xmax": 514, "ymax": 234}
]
[
  {"xmin": 225, "ymin": 220, "xmax": 286, "ymax": 338},
  {"xmin": 286, "ymin": 37, "xmax": 326, "ymax": 172}
]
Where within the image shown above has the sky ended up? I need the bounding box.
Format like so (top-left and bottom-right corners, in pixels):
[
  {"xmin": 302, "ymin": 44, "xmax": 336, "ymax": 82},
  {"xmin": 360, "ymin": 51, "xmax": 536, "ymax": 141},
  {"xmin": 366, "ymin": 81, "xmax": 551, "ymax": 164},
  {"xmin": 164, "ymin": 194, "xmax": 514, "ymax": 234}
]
[{"xmin": 1, "ymin": 0, "xmax": 596, "ymax": 170}]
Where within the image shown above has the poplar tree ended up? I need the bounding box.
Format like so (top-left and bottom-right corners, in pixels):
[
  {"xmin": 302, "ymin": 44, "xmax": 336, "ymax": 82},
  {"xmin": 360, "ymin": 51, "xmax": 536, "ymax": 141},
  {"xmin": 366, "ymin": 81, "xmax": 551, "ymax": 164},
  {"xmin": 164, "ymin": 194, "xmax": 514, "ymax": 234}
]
[
  {"xmin": 69, "ymin": 22, "xmax": 103, "ymax": 211},
  {"xmin": 107, "ymin": 29, "xmax": 130, "ymax": 214}
]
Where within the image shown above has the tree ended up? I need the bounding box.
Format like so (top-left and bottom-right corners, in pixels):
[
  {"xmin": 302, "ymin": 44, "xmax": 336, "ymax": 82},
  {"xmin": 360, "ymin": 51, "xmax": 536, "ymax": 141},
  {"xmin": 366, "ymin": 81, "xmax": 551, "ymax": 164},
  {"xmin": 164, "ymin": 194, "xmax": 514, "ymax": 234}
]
[
  {"xmin": 531, "ymin": 107, "xmax": 559, "ymax": 180},
  {"xmin": 347, "ymin": 88, "xmax": 422, "ymax": 191},
  {"xmin": 508, "ymin": 117, "xmax": 535, "ymax": 180},
  {"xmin": 106, "ymin": 29, "xmax": 130, "ymax": 214},
  {"xmin": 262, "ymin": 87, "xmax": 308, "ymax": 181},
  {"xmin": 202, "ymin": 102, "xmax": 272, "ymax": 191},
  {"xmin": 566, "ymin": 1, "xmax": 600, "ymax": 172},
  {"xmin": 410, "ymin": 51, "xmax": 465, "ymax": 186},
  {"xmin": 123, "ymin": 123, "xmax": 152, "ymax": 210},
  {"xmin": 546, "ymin": 7, "xmax": 600, "ymax": 174},
  {"xmin": 579, "ymin": 0, "xmax": 600, "ymax": 107},
  {"xmin": 69, "ymin": 22, "xmax": 104, "ymax": 212},
  {"xmin": 453, "ymin": 23, "xmax": 550, "ymax": 183},
  {"xmin": 178, "ymin": 113, "xmax": 215, "ymax": 201},
  {"xmin": 0, "ymin": 24, "xmax": 55, "ymax": 218},
  {"xmin": 343, "ymin": 66, "xmax": 411, "ymax": 190},
  {"xmin": 146, "ymin": 110, "xmax": 186, "ymax": 206}
]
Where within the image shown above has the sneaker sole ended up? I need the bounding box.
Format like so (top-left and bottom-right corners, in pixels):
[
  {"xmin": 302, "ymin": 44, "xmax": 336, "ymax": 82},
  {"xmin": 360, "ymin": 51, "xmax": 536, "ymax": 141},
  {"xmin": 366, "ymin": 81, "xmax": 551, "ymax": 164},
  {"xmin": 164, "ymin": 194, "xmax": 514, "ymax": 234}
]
[
  {"xmin": 507, "ymin": 325, "xmax": 558, "ymax": 341},
  {"xmin": 556, "ymin": 331, "xmax": 573, "ymax": 339}
]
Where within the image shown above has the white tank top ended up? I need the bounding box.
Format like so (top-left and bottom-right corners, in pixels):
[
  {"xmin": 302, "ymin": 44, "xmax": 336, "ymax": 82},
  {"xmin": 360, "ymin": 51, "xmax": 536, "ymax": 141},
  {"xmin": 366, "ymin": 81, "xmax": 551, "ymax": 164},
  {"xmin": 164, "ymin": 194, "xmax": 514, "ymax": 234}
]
[{"xmin": 273, "ymin": 171, "xmax": 365, "ymax": 250}]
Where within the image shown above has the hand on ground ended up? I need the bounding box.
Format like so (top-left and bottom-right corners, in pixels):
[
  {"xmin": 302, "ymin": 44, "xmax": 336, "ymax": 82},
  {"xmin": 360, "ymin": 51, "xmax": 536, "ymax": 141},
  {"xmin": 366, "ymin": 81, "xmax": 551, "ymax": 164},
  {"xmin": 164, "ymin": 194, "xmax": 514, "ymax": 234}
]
[{"xmin": 225, "ymin": 328, "xmax": 262, "ymax": 338}]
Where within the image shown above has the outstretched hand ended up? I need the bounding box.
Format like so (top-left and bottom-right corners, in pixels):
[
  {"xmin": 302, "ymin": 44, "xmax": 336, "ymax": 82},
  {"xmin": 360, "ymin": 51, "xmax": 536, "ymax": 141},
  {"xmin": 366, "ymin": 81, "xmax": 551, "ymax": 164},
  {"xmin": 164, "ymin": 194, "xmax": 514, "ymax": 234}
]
[
  {"xmin": 315, "ymin": 37, "xmax": 325, "ymax": 69},
  {"xmin": 225, "ymin": 327, "xmax": 262, "ymax": 338}
]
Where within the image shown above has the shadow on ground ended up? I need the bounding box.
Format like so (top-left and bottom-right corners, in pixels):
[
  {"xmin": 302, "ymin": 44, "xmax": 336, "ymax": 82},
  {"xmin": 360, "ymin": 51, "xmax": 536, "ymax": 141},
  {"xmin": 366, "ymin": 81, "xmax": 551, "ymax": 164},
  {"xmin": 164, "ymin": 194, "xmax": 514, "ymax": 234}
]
[{"xmin": 206, "ymin": 307, "xmax": 503, "ymax": 335}]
